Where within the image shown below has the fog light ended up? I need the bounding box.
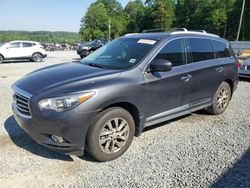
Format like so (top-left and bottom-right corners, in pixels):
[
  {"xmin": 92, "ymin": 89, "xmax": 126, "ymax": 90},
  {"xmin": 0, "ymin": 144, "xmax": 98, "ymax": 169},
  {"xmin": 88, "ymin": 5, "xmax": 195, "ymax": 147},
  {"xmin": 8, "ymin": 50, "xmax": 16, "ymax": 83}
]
[{"xmin": 51, "ymin": 135, "xmax": 64, "ymax": 144}]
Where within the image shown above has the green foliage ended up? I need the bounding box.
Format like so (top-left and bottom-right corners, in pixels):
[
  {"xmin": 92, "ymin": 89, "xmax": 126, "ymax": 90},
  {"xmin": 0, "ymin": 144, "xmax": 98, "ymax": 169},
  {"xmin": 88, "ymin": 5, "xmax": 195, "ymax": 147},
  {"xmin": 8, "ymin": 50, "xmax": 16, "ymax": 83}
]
[
  {"xmin": 79, "ymin": 3, "xmax": 109, "ymax": 40},
  {"xmin": 0, "ymin": 31, "xmax": 80, "ymax": 44},
  {"xmin": 227, "ymin": 0, "xmax": 250, "ymax": 40},
  {"xmin": 2, "ymin": 0, "xmax": 248, "ymax": 42},
  {"xmin": 151, "ymin": 0, "xmax": 174, "ymax": 28},
  {"xmin": 174, "ymin": 0, "xmax": 249, "ymax": 40},
  {"xmin": 78, "ymin": 0, "xmax": 248, "ymax": 41},
  {"xmin": 80, "ymin": 0, "xmax": 126, "ymax": 40},
  {"xmin": 125, "ymin": 0, "xmax": 145, "ymax": 33}
]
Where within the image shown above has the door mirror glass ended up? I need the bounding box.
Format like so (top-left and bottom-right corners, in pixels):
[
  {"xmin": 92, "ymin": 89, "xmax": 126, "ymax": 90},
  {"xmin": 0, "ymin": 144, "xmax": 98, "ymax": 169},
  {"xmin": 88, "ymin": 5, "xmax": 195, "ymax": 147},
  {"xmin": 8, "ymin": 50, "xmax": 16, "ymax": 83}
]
[{"xmin": 150, "ymin": 59, "xmax": 172, "ymax": 72}]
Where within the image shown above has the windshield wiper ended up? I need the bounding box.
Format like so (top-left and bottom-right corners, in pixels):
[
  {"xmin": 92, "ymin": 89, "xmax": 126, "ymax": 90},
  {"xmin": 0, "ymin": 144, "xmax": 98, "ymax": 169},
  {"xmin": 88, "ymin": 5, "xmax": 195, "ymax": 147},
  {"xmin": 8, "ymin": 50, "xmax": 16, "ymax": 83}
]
[{"xmin": 88, "ymin": 63, "xmax": 104, "ymax": 69}]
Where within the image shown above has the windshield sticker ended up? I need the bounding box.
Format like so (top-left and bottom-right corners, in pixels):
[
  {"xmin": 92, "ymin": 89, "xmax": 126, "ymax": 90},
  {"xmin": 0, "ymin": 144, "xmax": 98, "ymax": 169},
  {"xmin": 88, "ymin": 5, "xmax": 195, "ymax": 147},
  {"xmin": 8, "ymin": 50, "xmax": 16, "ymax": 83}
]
[
  {"xmin": 137, "ymin": 39, "xmax": 156, "ymax": 45},
  {"xmin": 129, "ymin": 59, "xmax": 137, "ymax": 64}
]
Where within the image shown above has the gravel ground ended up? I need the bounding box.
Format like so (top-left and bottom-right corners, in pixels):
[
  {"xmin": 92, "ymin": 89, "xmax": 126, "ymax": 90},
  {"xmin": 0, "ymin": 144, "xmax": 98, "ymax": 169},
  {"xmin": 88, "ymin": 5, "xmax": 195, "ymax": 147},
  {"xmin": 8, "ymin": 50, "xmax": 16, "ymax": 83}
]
[{"xmin": 0, "ymin": 51, "xmax": 249, "ymax": 188}]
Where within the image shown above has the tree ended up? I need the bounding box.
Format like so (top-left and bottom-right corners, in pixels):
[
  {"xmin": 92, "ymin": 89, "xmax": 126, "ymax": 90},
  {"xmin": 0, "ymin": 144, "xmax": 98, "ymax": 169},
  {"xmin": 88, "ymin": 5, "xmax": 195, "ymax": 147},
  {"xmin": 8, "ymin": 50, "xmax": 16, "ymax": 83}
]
[
  {"xmin": 174, "ymin": 0, "xmax": 237, "ymax": 38},
  {"xmin": 151, "ymin": 0, "xmax": 175, "ymax": 28},
  {"xmin": 227, "ymin": 0, "xmax": 250, "ymax": 40},
  {"xmin": 79, "ymin": 2, "xmax": 109, "ymax": 40},
  {"xmin": 124, "ymin": 0, "xmax": 145, "ymax": 33},
  {"xmin": 97, "ymin": 0, "xmax": 127, "ymax": 38},
  {"xmin": 79, "ymin": 0, "xmax": 126, "ymax": 40}
]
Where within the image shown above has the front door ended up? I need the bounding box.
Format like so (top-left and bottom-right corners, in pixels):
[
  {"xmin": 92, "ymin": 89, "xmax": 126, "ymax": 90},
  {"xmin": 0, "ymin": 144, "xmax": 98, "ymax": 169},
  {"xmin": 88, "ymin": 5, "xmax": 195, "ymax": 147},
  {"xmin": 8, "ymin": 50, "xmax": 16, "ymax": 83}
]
[
  {"xmin": 142, "ymin": 38, "xmax": 193, "ymax": 126},
  {"xmin": 4, "ymin": 42, "xmax": 22, "ymax": 58}
]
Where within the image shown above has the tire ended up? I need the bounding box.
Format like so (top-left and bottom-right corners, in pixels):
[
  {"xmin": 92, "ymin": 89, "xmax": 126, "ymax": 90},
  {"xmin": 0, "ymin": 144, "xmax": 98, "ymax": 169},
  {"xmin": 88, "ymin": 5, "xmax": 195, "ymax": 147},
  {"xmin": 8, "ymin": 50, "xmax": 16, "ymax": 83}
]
[
  {"xmin": 207, "ymin": 82, "xmax": 231, "ymax": 115},
  {"xmin": 86, "ymin": 107, "xmax": 135, "ymax": 162},
  {"xmin": 31, "ymin": 52, "xmax": 43, "ymax": 62},
  {"xmin": 0, "ymin": 55, "xmax": 3, "ymax": 64}
]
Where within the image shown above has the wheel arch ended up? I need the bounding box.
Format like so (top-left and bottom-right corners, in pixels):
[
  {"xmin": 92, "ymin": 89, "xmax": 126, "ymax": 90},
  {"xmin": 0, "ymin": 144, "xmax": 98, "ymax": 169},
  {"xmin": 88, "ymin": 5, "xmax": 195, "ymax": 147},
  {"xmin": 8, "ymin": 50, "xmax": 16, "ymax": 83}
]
[{"xmin": 32, "ymin": 52, "xmax": 43, "ymax": 56}]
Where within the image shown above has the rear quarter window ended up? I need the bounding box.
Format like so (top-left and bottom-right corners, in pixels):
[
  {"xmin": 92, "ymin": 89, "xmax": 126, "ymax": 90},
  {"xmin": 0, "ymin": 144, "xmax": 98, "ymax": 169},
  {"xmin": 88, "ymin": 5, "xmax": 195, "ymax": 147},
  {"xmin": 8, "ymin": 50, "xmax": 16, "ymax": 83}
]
[
  {"xmin": 211, "ymin": 40, "xmax": 231, "ymax": 58},
  {"xmin": 188, "ymin": 38, "xmax": 215, "ymax": 63}
]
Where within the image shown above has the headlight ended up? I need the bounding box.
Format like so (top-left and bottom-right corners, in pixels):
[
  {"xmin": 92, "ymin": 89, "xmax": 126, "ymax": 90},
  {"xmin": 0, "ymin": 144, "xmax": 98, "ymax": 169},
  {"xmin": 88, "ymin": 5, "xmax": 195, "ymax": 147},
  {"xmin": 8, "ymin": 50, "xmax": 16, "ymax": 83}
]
[{"xmin": 38, "ymin": 91, "xmax": 96, "ymax": 112}]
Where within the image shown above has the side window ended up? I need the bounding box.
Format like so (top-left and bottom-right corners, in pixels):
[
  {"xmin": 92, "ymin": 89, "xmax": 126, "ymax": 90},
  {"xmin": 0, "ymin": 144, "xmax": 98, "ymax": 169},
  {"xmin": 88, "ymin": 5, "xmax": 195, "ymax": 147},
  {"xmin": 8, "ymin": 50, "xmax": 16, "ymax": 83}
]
[
  {"xmin": 155, "ymin": 39, "xmax": 187, "ymax": 67},
  {"xmin": 211, "ymin": 40, "xmax": 231, "ymax": 58},
  {"xmin": 22, "ymin": 42, "xmax": 33, "ymax": 47},
  {"xmin": 8, "ymin": 42, "xmax": 21, "ymax": 48},
  {"xmin": 188, "ymin": 38, "xmax": 215, "ymax": 63}
]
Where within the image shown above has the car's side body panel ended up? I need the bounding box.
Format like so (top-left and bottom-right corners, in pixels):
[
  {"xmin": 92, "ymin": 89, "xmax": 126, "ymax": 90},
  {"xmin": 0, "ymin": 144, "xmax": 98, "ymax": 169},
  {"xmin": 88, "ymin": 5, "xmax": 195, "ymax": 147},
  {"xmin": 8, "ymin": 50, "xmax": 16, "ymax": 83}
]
[{"xmin": 11, "ymin": 32, "xmax": 239, "ymax": 157}]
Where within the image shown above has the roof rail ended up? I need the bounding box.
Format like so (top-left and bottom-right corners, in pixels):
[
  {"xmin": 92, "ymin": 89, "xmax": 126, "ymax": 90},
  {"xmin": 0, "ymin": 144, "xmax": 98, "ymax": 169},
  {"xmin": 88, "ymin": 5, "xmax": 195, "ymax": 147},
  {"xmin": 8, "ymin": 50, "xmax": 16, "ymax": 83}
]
[
  {"xmin": 142, "ymin": 28, "xmax": 188, "ymax": 33},
  {"xmin": 141, "ymin": 28, "xmax": 219, "ymax": 38},
  {"xmin": 189, "ymin": 30, "xmax": 207, "ymax": 33},
  {"xmin": 171, "ymin": 30, "xmax": 219, "ymax": 38}
]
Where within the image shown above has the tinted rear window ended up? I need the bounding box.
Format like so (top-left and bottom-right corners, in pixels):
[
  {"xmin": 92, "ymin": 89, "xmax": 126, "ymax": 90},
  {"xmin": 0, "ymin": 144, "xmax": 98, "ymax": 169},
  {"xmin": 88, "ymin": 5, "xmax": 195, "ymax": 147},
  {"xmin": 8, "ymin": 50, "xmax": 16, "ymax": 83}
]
[
  {"xmin": 211, "ymin": 40, "xmax": 231, "ymax": 58},
  {"xmin": 188, "ymin": 38, "xmax": 215, "ymax": 63}
]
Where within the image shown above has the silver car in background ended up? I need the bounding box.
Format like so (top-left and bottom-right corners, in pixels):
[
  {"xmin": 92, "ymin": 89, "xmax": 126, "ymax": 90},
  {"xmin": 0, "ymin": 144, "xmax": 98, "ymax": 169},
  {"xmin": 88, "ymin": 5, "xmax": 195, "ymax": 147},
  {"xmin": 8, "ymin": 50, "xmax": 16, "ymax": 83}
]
[{"xmin": 239, "ymin": 58, "xmax": 250, "ymax": 78}]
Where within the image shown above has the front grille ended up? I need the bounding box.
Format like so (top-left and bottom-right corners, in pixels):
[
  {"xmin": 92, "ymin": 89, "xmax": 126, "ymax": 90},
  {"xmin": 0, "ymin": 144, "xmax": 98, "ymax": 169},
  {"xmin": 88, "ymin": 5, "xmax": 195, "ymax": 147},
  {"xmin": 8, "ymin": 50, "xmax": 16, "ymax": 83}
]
[
  {"xmin": 14, "ymin": 92, "xmax": 31, "ymax": 117},
  {"xmin": 246, "ymin": 66, "xmax": 250, "ymax": 70}
]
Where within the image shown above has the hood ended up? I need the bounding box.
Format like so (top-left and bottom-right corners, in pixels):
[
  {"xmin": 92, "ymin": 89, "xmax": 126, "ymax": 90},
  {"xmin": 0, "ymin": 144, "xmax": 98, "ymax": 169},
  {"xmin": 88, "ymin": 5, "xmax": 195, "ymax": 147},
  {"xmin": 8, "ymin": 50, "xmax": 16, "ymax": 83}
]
[{"xmin": 14, "ymin": 63, "xmax": 121, "ymax": 94}]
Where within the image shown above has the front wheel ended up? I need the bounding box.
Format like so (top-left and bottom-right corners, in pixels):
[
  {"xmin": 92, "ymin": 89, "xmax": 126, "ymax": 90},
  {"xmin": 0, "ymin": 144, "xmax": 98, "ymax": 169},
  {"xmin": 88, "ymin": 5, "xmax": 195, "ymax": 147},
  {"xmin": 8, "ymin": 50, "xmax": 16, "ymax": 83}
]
[
  {"xmin": 207, "ymin": 82, "xmax": 231, "ymax": 115},
  {"xmin": 31, "ymin": 52, "xmax": 43, "ymax": 62},
  {"xmin": 86, "ymin": 107, "xmax": 135, "ymax": 162}
]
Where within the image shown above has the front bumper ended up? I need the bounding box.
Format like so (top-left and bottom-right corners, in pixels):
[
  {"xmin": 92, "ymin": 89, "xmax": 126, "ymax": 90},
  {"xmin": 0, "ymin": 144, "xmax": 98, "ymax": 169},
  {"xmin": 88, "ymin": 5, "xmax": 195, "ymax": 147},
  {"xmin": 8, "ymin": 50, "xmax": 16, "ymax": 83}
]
[{"xmin": 12, "ymin": 102, "xmax": 96, "ymax": 156}]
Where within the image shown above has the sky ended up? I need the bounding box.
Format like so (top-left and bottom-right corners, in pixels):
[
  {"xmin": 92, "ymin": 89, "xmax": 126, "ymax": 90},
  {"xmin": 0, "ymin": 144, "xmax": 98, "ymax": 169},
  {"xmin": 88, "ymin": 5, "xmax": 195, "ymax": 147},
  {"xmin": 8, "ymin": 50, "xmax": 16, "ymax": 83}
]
[{"xmin": 0, "ymin": 0, "xmax": 130, "ymax": 32}]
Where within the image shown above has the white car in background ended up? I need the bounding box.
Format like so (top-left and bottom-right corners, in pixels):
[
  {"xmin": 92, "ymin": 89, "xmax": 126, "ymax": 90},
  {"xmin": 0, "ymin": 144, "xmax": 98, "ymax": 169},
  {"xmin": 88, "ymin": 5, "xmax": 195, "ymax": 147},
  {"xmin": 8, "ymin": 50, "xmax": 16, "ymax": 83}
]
[{"xmin": 0, "ymin": 40, "xmax": 47, "ymax": 64}]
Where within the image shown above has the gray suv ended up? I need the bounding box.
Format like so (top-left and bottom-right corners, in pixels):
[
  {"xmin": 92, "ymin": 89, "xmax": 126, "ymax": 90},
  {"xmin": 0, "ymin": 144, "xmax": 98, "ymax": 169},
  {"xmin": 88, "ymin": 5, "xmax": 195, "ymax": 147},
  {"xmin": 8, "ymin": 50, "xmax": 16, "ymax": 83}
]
[{"xmin": 12, "ymin": 30, "xmax": 239, "ymax": 161}]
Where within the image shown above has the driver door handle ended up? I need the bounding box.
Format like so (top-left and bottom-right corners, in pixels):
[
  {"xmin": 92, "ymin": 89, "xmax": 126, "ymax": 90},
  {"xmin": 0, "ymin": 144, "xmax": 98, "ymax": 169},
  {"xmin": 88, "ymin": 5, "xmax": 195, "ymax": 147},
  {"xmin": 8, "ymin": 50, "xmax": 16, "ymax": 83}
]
[{"xmin": 181, "ymin": 74, "xmax": 192, "ymax": 82}]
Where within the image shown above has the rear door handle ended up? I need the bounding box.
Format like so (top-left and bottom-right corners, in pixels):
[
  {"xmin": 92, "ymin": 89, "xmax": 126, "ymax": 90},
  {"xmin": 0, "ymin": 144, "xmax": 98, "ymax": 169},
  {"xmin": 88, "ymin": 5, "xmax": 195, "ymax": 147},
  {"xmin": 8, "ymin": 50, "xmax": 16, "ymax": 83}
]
[
  {"xmin": 216, "ymin": 67, "xmax": 224, "ymax": 72},
  {"xmin": 181, "ymin": 74, "xmax": 192, "ymax": 82}
]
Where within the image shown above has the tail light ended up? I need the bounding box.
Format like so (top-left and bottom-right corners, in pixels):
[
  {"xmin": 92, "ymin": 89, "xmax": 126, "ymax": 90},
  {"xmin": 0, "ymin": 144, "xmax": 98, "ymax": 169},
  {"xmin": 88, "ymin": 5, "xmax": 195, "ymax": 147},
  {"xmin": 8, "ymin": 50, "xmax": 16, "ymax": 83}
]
[{"xmin": 236, "ymin": 60, "xmax": 241, "ymax": 69}]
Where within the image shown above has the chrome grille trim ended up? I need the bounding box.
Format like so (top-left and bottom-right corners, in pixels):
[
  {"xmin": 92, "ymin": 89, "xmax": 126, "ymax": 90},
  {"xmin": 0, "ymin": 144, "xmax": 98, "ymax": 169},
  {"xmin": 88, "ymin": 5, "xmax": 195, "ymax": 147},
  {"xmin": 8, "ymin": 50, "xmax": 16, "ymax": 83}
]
[{"xmin": 12, "ymin": 85, "xmax": 32, "ymax": 118}]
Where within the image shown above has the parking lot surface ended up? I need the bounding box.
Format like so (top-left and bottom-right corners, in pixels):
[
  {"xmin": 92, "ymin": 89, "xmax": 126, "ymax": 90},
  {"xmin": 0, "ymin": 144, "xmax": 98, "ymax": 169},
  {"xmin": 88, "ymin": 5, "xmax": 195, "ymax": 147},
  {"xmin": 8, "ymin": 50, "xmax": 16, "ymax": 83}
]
[{"xmin": 0, "ymin": 51, "xmax": 249, "ymax": 187}]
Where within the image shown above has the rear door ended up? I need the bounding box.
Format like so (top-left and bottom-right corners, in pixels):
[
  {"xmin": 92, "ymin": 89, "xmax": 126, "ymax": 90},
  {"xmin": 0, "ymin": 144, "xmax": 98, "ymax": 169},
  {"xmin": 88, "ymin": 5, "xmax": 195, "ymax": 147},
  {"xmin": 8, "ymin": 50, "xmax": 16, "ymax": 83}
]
[
  {"xmin": 21, "ymin": 42, "xmax": 35, "ymax": 57},
  {"xmin": 186, "ymin": 38, "xmax": 224, "ymax": 105}
]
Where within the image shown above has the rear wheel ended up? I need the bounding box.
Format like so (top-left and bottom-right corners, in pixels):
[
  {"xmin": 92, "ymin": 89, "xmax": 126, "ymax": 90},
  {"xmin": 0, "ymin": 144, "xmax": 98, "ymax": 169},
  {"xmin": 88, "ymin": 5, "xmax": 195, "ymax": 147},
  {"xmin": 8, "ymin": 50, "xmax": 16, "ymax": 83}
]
[
  {"xmin": 207, "ymin": 82, "xmax": 231, "ymax": 115},
  {"xmin": 86, "ymin": 107, "xmax": 135, "ymax": 162},
  {"xmin": 31, "ymin": 52, "xmax": 43, "ymax": 62},
  {"xmin": 0, "ymin": 55, "xmax": 3, "ymax": 64}
]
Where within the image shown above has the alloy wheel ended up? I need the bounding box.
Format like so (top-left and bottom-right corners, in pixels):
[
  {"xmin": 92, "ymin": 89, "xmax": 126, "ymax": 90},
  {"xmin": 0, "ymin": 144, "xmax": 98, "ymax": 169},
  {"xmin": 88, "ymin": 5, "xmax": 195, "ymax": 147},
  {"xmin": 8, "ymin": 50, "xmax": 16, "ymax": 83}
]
[
  {"xmin": 99, "ymin": 118, "xmax": 129, "ymax": 154},
  {"xmin": 217, "ymin": 87, "xmax": 229, "ymax": 110},
  {"xmin": 33, "ymin": 53, "xmax": 42, "ymax": 62}
]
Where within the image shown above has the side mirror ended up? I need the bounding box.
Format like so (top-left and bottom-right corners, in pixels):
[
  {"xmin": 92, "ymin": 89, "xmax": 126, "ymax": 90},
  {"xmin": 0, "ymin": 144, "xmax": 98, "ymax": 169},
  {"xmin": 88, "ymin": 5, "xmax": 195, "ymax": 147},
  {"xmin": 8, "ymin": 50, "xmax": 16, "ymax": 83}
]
[{"xmin": 150, "ymin": 59, "xmax": 172, "ymax": 72}]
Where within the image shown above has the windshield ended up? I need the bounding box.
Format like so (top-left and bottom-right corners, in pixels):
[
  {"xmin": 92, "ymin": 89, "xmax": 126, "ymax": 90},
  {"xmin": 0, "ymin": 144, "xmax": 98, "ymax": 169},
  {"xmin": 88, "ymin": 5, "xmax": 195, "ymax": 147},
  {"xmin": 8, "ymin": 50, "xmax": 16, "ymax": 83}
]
[{"xmin": 80, "ymin": 38, "xmax": 158, "ymax": 70}]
